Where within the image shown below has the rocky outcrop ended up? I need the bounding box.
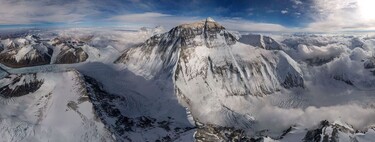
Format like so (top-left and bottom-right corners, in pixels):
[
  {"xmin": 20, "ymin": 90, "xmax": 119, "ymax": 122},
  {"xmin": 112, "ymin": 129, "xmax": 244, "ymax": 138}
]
[
  {"xmin": 0, "ymin": 73, "xmax": 44, "ymax": 98},
  {"xmin": 303, "ymin": 120, "xmax": 359, "ymax": 142},
  {"xmin": 52, "ymin": 38, "xmax": 89, "ymax": 64},
  {"xmin": 0, "ymin": 35, "xmax": 91, "ymax": 68},
  {"xmin": 55, "ymin": 47, "xmax": 88, "ymax": 64},
  {"xmin": 0, "ymin": 35, "xmax": 53, "ymax": 68},
  {"xmin": 195, "ymin": 124, "xmax": 256, "ymax": 142},
  {"xmin": 83, "ymin": 75, "xmax": 195, "ymax": 141},
  {"xmin": 0, "ymin": 43, "xmax": 53, "ymax": 68}
]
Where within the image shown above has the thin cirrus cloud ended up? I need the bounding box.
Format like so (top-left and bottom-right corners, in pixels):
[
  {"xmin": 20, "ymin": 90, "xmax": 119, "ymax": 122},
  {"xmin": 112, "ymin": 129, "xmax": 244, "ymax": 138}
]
[
  {"xmin": 109, "ymin": 12, "xmax": 200, "ymax": 27},
  {"xmin": 109, "ymin": 12, "xmax": 292, "ymax": 32},
  {"xmin": 0, "ymin": 0, "xmax": 96, "ymax": 25},
  {"xmin": 108, "ymin": 0, "xmax": 375, "ymax": 32}
]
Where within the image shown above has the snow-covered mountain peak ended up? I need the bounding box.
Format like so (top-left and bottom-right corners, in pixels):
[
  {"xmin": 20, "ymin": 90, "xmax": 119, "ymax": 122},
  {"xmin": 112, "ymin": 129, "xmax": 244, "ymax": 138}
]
[
  {"xmin": 116, "ymin": 20, "xmax": 305, "ymax": 140},
  {"xmin": 25, "ymin": 34, "xmax": 40, "ymax": 41},
  {"xmin": 116, "ymin": 19, "xmax": 238, "ymax": 78},
  {"xmin": 206, "ymin": 17, "xmax": 215, "ymax": 22},
  {"xmin": 177, "ymin": 18, "xmax": 223, "ymax": 30}
]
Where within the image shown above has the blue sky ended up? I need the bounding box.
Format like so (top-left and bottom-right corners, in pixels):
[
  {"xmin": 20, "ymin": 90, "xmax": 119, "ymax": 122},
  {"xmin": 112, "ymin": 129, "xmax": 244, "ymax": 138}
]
[{"xmin": 0, "ymin": 0, "xmax": 374, "ymax": 32}]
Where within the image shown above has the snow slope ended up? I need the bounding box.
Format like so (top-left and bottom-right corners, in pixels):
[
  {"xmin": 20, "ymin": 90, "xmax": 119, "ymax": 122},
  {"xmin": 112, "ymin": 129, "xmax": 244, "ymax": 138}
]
[{"xmin": 0, "ymin": 70, "xmax": 114, "ymax": 142}]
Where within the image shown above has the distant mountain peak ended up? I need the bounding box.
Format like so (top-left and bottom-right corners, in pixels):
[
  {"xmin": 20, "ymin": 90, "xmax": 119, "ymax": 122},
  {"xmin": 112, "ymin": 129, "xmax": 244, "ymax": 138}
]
[{"xmin": 206, "ymin": 17, "xmax": 215, "ymax": 22}]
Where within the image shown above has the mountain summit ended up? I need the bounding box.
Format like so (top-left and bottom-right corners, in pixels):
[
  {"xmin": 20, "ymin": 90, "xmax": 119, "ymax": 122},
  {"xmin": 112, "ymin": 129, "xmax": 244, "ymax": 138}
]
[
  {"xmin": 206, "ymin": 17, "xmax": 215, "ymax": 22},
  {"xmin": 116, "ymin": 19, "xmax": 304, "ymax": 140}
]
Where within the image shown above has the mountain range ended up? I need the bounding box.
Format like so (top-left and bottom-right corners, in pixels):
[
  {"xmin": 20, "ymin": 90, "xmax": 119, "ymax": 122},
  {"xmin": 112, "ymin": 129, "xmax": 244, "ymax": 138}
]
[{"xmin": 1, "ymin": 18, "xmax": 375, "ymax": 141}]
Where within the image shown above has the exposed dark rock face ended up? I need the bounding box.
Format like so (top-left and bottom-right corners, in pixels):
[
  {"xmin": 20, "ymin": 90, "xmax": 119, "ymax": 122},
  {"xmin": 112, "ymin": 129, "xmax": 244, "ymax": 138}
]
[
  {"xmin": 83, "ymin": 75, "xmax": 194, "ymax": 141},
  {"xmin": 0, "ymin": 53, "xmax": 51, "ymax": 68},
  {"xmin": 0, "ymin": 35, "xmax": 91, "ymax": 68},
  {"xmin": 0, "ymin": 35, "xmax": 53, "ymax": 68},
  {"xmin": 195, "ymin": 124, "xmax": 256, "ymax": 142},
  {"xmin": 0, "ymin": 73, "xmax": 44, "ymax": 98},
  {"xmin": 55, "ymin": 47, "xmax": 88, "ymax": 64},
  {"xmin": 52, "ymin": 37, "xmax": 89, "ymax": 64},
  {"xmin": 0, "ymin": 44, "xmax": 4, "ymax": 52},
  {"xmin": 0, "ymin": 44, "xmax": 53, "ymax": 68},
  {"xmin": 304, "ymin": 120, "xmax": 358, "ymax": 142},
  {"xmin": 282, "ymin": 73, "xmax": 305, "ymax": 88},
  {"xmin": 332, "ymin": 73, "xmax": 354, "ymax": 86},
  {"xmin": 304, "ymin": 121, "xmax": 329, "ymax": 142}
]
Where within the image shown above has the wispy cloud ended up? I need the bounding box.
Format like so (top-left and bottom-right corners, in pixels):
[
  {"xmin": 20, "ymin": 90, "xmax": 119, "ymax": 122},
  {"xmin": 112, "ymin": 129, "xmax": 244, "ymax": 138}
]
[
  {"xmin": 220, "ymin": 18, "xmax": 294, "ymax": 32},
  {"xmin": 281, "ymin": 10, "xmax": 288, "ymax": 14},
  {"xmin": 291, "ymin": 0, "xmax": 303, "ymax": 5},
  {"xmin": 110, "ymin": 12, "xmax": 295, "ymax": 32},
  {"xmin": 0, "ymin": 0, "xmax": 95, "ymax": 24},
  {"xmin": 1, "ymin": 0, "xmax": 373, "ymax": 32},
  {"xmin": 109, "ymin": 12, "xmax": 201, "ymax": 29},
  {"xmin": 110, "ymin": 12, "xmax": 172, "ymax": 23}
]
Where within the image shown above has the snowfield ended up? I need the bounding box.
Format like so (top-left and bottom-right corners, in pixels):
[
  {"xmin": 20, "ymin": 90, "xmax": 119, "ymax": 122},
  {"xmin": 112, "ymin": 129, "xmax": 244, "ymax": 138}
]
[
  {"xmin": 1, "ymin": 19, "xmax": 375, "ymax": 141},
  {"xmin": 0, "ymin": 70, "xmax": 114, "ymax": 142}
]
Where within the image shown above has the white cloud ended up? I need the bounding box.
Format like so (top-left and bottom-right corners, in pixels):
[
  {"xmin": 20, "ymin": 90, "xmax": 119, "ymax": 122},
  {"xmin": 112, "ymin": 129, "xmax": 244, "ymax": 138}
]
[
  {"xmin": 295, "ymin": 44, "xmax": 346, "ymax": 61},
  {"xmin": 109, "ymin": 12, "xmax": 201, "ymax": 30},
  {"xmin": 0, "ymin": 0, "xmax": 95, "ymax": 24},
  {"xmin": 291, "ymin": 0, "xmax": 303, "ymax": 5},
  {"xmin": 111, "ymin": 1, "xmax": 375, "ymax": 32},
  {"xmin": 220, "ymin": 18, "xmax": 293, "ymax": 32},
  {"xmin": 110, "ymin": 13, "xmax": 296, "ymax": 32},
  {"xmin": 110, "ymin": 12, "xmax": 172, "ymax": 22},
  {"xmin": 255, "ymin": 104, "xmax": 375, "ymax": 132},
  {"xmin": 281, "ymin": 10, "xmax": 288, "ymax": 14},
  {"xmin": 305, "ymin": 0, "xmax": 375, "ymax": 32}
]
